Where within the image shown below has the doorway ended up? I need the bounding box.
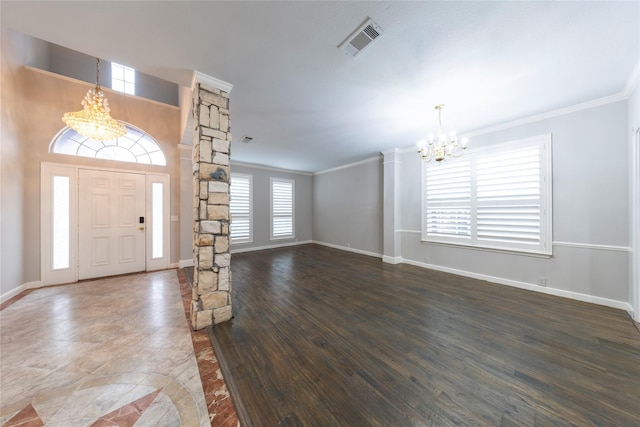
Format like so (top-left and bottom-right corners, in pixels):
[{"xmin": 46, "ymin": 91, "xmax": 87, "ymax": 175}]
[{"xmin": 41, "ymin": 163, "xmax": 170, "ymax": 286}]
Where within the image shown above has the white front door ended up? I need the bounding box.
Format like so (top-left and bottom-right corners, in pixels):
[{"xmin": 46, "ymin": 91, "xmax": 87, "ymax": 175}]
[{"xmin": 78, "ymin": 169, "xmax": 146, "ymax": 280}]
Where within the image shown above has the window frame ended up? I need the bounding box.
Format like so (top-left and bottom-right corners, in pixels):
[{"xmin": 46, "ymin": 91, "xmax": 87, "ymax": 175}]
[
  {"xmin": 111, "ymin": 62, "xmax": 135, "ymax": 95},
  {"xmin": 50, "ymin": 122, "xmax": 166, "ymax": 166},
  {"xmin": 229, "ymin": 173, "xmax": 254, "ymax": 245},
  {"xmin": 421, "ymin": 134, "xmax": 552, "ymax": 256},
  {"xmin": 270, "ymin": 177, "xmax": 295, "ymax": 241}
]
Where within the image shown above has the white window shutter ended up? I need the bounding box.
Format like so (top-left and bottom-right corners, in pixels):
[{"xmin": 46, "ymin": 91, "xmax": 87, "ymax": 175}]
[{"xmin": 230, "ymin": 174, "xmax": 252, "ymax": 244}]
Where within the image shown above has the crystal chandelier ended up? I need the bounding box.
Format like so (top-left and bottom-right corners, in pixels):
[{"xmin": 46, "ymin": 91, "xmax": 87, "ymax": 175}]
[
  {"xmin": 62, "ymin": 58, "xmax": 126, "ymax": 141},
  {"xmin": 417, "ymin": 104, "xmax": 468, "ymax": 162}
]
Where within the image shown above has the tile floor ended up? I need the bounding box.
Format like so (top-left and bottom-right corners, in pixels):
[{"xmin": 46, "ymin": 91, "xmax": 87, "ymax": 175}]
[{"xmin": 0, "ymin": 269, "xmax": 238, "ymax": 427}]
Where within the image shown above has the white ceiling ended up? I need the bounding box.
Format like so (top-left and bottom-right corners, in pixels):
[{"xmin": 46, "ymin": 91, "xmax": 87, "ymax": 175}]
[{"xmin": 2, "ymin": 1, "xmax": 639, "ymax": 172}]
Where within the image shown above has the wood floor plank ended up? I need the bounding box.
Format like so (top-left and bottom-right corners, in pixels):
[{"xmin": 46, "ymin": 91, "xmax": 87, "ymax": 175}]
[{"xmin": 209, "ymin": 244, "xmax": 640, "ymax": 426}]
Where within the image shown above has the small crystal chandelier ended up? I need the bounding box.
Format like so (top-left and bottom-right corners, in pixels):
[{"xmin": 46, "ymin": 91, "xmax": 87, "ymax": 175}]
[
  {"xmin": 417, "ymin": 104, "xmax": 468, "ymax": 162},
  {"xmin": 62, "ymin": 58, "xmax": 126, "ymax": 141}
]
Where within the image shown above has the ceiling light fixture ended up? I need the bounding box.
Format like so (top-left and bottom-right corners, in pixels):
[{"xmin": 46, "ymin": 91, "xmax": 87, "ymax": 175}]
[
  {"xmin": 62, "ymin": 58, "xmax": 126, "ymax": 141},
  {"xmin": 417, "ymin": 104, "xmax": 468, "ymax": 162}
]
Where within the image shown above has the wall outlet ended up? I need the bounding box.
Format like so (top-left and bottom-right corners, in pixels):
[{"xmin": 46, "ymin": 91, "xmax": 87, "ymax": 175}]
[
  {"xmin": 537, "ymin": 276, "xmax": 547, "ymax": 287},
  {"xmin": 424, "ymin": 256, "xmax": 430, "ymax": 263},
  {"xmin": 170, "ymin": 215, "xmax": 179, "ymax": 221}
]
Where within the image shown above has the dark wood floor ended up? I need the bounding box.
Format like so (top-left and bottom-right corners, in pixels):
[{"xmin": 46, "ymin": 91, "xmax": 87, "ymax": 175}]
[{"xmin": 209, "ymin": 244, "xmax": 640, "ymax": 426}]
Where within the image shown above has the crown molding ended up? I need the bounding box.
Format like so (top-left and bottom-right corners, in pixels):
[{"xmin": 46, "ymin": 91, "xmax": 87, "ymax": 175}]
[
  {"xmin": 230, "ymin": 161, "xmax": 312, "ymax": 176},
  {"xmin": 191, "ymin": 70, "xmax": 233, "ymax": 93},
  {"xmin": 314, "ymin": 155, "xmax": 382, "ymax": 176},
  {"xmin": 462, "ymin": 92, "xmax": 628, "ymax": 139}
]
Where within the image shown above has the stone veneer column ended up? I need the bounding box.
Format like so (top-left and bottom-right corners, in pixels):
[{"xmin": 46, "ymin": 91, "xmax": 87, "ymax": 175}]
[{"xmin": 191, "ymin": 81, "xmax": 232, "ymax": 330}]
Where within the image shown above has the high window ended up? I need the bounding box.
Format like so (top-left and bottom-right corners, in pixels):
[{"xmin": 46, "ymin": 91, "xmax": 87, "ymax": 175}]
[
  {"xmin": 111, "ymin": 62, "xmax": 135, "ymax": 95},
  {"xmin": 50, "ymin": 123, "xmax": 166, "ymax": 166},
  {"xmin": 229, "ymin": 173, "xmax": 253, "ymax": 244},
  {"xmin": 422, "ymin": 134, "xmax": 552, "ymax": 256},
  {"xmin": 271, "ymin": 178, "xmax": 295, "ymax": 240}
]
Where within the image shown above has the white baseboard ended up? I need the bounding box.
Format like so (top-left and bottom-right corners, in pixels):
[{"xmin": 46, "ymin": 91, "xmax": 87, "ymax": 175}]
[
  {"xmin": 402, "ymin": 258, "xmax": 630, "ymax": 312},
  {"xmin": 178, "ymin": 259, "xmax": 194, "ymax": 268},
  {"xmin": 382, "ymin": 255, "xmax": 402, "ymax": 264},
  {"xmin": 312, "ymin": 241, "xmax": 382, "ymax": 259},
  {"xmin": 231, "ymin": 240, "xmax": 313, "ymax": 254},
  {"xmin": 1, "ymin": 285, "xmax": 26, "ymax": 304},
  {"xmin": 1, "ymin": 281, "xmax": 44, "ymax": 304}
]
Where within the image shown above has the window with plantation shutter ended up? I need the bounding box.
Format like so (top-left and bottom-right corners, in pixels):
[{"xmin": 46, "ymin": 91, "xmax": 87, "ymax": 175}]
[
  {"xmin": 230, "ymin": 173, "xmax": 252, "ymax": 244},
  {"xmin": 271, "ymin": 178, "xmax": 295, "ymax": 240},
  {"xmin": 422, "ymin": 134, "xmax": 552, "ymax": 256}
]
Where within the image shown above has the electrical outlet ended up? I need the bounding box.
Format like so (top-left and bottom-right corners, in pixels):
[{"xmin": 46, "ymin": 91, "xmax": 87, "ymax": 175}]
[
  {"xmin": 424, "ymin": 256, "xmax": 430, "ymax": 263},
  {"xmin": 537, "ymin": 276, "xmax": 547, "ymax": 287}
]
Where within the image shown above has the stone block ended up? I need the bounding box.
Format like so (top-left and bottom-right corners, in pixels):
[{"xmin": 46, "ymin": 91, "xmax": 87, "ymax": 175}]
[
  {"xmin": 192, "ymin": 178, "xmax": 199, "ymax": 198},
  {"xmin": 193, "ymin": 309, "xmax": 213, "ymax": 330},
  {"xmin": 210, "ymin": 109, "xmax": 220, "ymax": 129},
  {"xmin": 201, "ymin": 291, "xmax": 228, "ymax": 310},
  {"xmin": 202, "ymin": 127, "xmax": 227, "ymax": 140},
  {"xmin": 221, "ymin": 224, "xmax": 229, "ymax": 235},
  {"xmin": 199, "ymin": 182, "xmax": 208, "ymax": 200},
  {"xmin": 220, "ymin": 114, "xmax": 229, "ymax": 132},
  {"xmin": 199, "ymin": 138, "xmax": 212, "ymax": 163},
  {"xmin": 198, "ymin": 105, "xmax": 210, "ymax": 127},
  {"xmin": 200, "ymin": 163, "xmax": 229, "ymax": 181},
  {"xmin": 201, "ymin": 91, "xmax": 228, "ymax": 109},
  {"xmin": 213, "ymin": 305, "xmax": 232, "ymax": 324},
  {"xmin": 212, "ymin": 152, "xmax": 229, "ymax": 166},
  {"xmin": 199, "ymin": 202, "xmax": 207, "ymax": 221},
  {"xmin": 218, "ymin": 267, "xmax": 230, "ymax": 291},
  {"xmin": 208, "ymin": 181, "xmax": 229, "ymax": 193},
  {"xmin": 198, "ymin": 246, "xmax": 213, "ymax": 269},
  {"xmin": 212, "ymin": 138, "xmax": 229, "ymax": 154},
  {"xmin": 201, "ymin": 220, "xmax": 221, "ymax": 234},
  {"xmin": 208, "ymin": 192, "xmax": 229, "ymax": 205},
  {"xmin": 198, "ymin": 270, "xmax": 217, "ymax": 292},
  {"xmin": 199, "ymin": 83, "xmax": 221, "ymax": 95},
  {"xmin": 197, "ymin": 234, "xmax": 213, "ymax": 246},
  {"xmin": 215, "ymin": 236, "xmax": 229, "ymax": 253},
  {"xmin": 207, "ymin": 205, "xmax": 228, "ymax": 220},
  {"xmin": 215, "ymin": 253, "xmax": 231, "ymax": 268}
]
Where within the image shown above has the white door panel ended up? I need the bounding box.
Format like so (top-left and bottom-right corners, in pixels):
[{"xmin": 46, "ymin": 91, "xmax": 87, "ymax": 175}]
[{"xmin": 79, "ymin": 169, "xmax": 146, "ymax": 280}]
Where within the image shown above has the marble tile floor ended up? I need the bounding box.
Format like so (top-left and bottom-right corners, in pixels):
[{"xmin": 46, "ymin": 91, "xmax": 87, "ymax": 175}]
[{"xmin": 0, "ymin": 269, "xmax": 237, "ymax": 427}]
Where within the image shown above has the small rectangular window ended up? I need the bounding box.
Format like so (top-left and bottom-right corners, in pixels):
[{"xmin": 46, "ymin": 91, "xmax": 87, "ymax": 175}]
[
  {"xmin": 230, "ymin": 174, "xmax": 253, "ymax": 244},
  {"xmin": 52, "ymin": 175, "xmax": 70, "ymax": 270},
  {"xmin": 422, "ymin": 134, "xmax": 552, "ymax": 255},
  {"xmin": 152, "ymin": 182, "xmax": 163, "ymax": 259},
  {"xmin": 111, "ymin": 62, "xmax": 135, "ymax": 95},
  {"xmin": 271, "ymin": 178, "xmax": 295, "ymax": 240}
]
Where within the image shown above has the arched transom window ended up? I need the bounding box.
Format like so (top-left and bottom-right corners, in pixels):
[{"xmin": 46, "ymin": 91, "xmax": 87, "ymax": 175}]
[{"xmin": 50, "ymin": 122, "xmax": 166, "ymax": 166}]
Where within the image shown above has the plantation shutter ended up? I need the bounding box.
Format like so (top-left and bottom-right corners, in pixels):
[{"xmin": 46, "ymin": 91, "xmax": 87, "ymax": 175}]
[
  {"xmin": 421, "ymin": 134, "xmax": 552, "ymax": 255},
  {"xmin": 271, "ymin": 178, "xmax": 294, "ymax": 239},
  {"xmin": 230, "ymin": 174, "xmax": 252, "ymax": 243},
  {"xmin": 476, "ymin": 147, "xmax": 541, "ymax": 248},
  {"xmin": 424, "ymin": 160, "xmax": 472, "ymax": 240}
]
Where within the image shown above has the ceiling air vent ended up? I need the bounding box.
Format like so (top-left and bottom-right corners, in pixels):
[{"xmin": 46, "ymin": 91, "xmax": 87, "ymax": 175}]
[
  {"xmin": 240, "ymin": 136, "xmax": 253, "ymax": 143},
  {"xmin": 338, "ymin": 18, "xmax": 383, "ymax": 57}
]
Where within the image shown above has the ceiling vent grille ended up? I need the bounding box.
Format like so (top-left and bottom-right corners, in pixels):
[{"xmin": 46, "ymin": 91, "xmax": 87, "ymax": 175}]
[
  {"xmin": 240, "ymin": 136, "xmax": 253, "ymax": 143},
  {"xmin": 338, "ymin": 18, "xmax": 383, "ymax": 58}
]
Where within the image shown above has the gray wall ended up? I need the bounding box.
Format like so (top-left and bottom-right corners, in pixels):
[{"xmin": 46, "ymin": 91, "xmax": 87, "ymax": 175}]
[
  {"xmin": 48, "ymin": 43, "xmax": 179, "ymax": 106},
  {"xmin": 229, "ymin": 162, "xmax": 313, "ymax": 251},
  {"xmin": 396, "ymin": 100, "xmax": 630, "ymax": 304},
  {"xmin": 313, "ymin": 158, "xmax": 383, "ymax": 256}
]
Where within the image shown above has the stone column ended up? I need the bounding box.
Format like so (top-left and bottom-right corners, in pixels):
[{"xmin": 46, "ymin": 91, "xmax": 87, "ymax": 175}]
[{"xmin": 191, "ymin": 81, "xmax": 232, "ymax": 329}]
